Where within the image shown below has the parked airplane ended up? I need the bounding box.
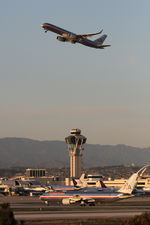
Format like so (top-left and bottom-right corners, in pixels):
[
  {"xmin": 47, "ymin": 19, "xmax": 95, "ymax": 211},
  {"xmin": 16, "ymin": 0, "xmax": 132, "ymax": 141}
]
[
  {"xmin": 47, "ymin": 184, "xmax": 80, "ymax": 192},
  {"xmin": 41, "ymin": 23, "xmax": 111, "ymax": 49},
  {"xmin": 73, "ymin": 173, "xmax": 111, "ymax": 189},
  {"xmin": 40, "ymin": 165, "xmax": 149, "ymax": 206},
  {"xmin": 47, "ymin": 174, "xmax": 108, "ymax": 192},
  {"xmin": 1, "ymin": 179, "xmax": 46, "ymax": 196},
  {"xmin": 47, "ymin": 179, "xmax": 111, "ymax": 193}
]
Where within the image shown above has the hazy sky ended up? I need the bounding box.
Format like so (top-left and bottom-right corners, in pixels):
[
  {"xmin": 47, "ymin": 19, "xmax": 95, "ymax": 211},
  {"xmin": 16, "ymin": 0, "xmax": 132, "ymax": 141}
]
[{"xmin": 0, "ymin": 0, "xmax": 150, "ymax": 147}]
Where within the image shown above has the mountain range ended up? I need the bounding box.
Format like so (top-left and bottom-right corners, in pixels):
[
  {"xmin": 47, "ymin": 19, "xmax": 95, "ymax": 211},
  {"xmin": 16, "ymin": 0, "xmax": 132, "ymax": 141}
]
[{"xmin": 0, "ymin": 138, "xmax": 150, "ymax": 168}]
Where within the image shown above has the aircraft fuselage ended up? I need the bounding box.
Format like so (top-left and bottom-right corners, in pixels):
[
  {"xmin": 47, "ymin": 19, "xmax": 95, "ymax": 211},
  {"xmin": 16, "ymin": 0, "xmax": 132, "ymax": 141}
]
[{"xmin": 40, "ymin": 190, "xmax": 129, "ymax": 206}]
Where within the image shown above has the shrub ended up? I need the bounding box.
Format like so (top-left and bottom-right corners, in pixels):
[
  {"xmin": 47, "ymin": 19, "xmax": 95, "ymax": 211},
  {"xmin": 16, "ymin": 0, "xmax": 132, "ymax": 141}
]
[
  {"xmin": 124, "ymin": 212, "xmax": 150, "ymax": 225},
  {"xmin": 0, "ymin": 203, "xmax": 17, "ymax": 225}
]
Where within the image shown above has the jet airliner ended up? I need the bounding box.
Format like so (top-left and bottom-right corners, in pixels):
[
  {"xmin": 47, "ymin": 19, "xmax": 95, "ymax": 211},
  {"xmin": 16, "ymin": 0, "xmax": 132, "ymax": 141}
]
[
  {"xmin": 40, "ymin": 165, "xmax": 149, "ymax": 206},
  {"xmin": 41, "ymin": 23, "xmax": 111, "ymax": 49}
]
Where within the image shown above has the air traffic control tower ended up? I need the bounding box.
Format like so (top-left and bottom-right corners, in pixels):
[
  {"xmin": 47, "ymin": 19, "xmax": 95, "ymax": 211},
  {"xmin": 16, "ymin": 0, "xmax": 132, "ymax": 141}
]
[{"xmin": 65, "ymin": 129, "xmax": 87, "ymax": 179}]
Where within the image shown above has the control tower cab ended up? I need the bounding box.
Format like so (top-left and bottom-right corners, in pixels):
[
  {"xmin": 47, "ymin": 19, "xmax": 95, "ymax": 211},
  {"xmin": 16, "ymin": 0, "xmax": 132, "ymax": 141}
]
[{"xmin": 65, "ymin": 129, "xmax": 87, "ymax": 179}]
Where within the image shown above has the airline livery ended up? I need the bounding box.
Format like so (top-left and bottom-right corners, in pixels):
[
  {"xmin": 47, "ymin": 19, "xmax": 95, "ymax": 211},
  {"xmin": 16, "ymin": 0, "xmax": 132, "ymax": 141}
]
[{"xmin": 41, "ymin": 23, "xmax": 111, "ymax": 49}]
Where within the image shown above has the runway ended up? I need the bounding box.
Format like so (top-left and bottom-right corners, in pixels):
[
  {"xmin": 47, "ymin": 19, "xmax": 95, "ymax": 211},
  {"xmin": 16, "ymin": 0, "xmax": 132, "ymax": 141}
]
[
  {"xmin": 1, "ymin": 196, "xmax": 150, "ymax": 220},
  {"xmin": 14, "ymin": 210, "xmax": 144, "ymax": 220}
]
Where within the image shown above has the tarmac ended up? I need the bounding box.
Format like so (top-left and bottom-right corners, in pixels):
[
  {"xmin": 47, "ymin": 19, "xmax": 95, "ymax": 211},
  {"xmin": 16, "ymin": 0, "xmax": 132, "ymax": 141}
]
[{"xmin": 1, "ymin": 195, "xmax": 150, "ymax": 220}]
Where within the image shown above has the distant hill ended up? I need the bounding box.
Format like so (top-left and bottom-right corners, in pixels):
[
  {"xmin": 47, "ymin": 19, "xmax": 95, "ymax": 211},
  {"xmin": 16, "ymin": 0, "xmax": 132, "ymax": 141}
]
[{"xmin": 0, "ymin": 138, "xmax": 150, "ymax": 168}]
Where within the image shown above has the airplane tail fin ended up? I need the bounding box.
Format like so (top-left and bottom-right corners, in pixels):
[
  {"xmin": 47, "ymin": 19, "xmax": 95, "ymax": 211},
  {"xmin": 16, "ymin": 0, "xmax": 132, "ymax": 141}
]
[
  {"xmin": 118, "ymin": 165, "xmax": 150, "ymax": 194},
  {"xmin": 72, "ymin": 178, "xmax": 78, "ymax": 187},
  {"xmin": 73, "ymin": 173, "xmax": 86, "ymax": 187},
  {"xmin": 99, "ymin": 179, "xmax": 107, "ymax": 188},
  {"xmin": 79, "ymin": 173, "xmax": 86, "ymax": 182},
  {"xmin": 94, "ymin": 34, "xmax": 107, "ymax": 45}
]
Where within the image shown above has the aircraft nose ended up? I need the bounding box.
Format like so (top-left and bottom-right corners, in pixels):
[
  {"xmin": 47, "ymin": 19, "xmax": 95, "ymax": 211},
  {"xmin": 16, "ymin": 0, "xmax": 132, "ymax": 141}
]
[{"xmin": 40, "ymin": 24, "xmax": 44, "ymax": 27}]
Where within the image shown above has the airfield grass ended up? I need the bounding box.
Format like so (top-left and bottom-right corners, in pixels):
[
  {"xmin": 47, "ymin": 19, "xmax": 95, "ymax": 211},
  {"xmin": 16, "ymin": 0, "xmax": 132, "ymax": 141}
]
[{"xmin": 23, "ymin": 211, "xmax": 150, "ymax": 225}]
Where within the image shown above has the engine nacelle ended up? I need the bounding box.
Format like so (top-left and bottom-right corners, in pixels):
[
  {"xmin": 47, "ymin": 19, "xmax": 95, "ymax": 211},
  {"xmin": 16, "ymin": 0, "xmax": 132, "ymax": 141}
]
[
  {"xmin": 56, "ymin": 36, "xmax": 66, "ymax": 42},
  {"xmin": 62, "ymin": 198, "xmax": 71, "ymax": 205}
]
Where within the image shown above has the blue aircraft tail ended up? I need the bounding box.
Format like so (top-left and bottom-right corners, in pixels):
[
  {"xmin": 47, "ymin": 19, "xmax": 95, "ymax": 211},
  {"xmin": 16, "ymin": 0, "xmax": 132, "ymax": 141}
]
[{"xmin": 94, "ymin": 34, "xmax": 107, "ymax": 45}]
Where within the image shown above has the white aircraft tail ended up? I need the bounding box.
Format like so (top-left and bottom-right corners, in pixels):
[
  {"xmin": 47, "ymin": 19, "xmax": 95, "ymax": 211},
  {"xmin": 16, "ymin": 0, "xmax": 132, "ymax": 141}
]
[
  {"xmin": 94, "ymin": 34, "xmax": 107, "ymax": 45},
  {"xmin": 79, "ymin": 173, "xmax": 86, "ymax": 182},
  {"xmin": 73, "ymin": 173, "xmax": 86, "ymax": 187},
  {"xmin": 119, "ymin": 165, "xmax": 150, "ymax": 194}
]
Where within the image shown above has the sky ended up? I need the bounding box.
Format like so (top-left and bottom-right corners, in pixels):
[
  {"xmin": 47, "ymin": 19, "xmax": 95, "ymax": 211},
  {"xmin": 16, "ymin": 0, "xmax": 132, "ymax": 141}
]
[{"xmin": 0, "ymin": 0, "xmax": 150, "ymax": 147}]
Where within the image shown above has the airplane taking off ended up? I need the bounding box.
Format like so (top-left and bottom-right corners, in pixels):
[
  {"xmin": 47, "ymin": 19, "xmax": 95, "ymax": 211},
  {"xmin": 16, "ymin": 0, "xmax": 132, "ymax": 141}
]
[
  {"xmin": 40, "ymin": 165, "xmax": 149, "ymax": 206},
  {"xmin": 40, "ymin": 23, "xmax": 111, "ymax": 49}
]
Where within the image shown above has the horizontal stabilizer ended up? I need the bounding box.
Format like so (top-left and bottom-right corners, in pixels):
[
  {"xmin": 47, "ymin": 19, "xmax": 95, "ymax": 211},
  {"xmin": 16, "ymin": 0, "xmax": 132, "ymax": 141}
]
[{"xmin": 98, "ymin": 44, "xmax": 111, "ymax": 48}]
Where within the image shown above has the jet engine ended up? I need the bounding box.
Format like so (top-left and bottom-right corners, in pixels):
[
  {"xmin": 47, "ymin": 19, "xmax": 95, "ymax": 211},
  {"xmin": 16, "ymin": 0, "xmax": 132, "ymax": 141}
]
[
  {"xmin": 62, "ymin": 195, "xmax": 82, "ymax": 205},
  {"xmin": 62, "ymin": 198, "xmax": 71, "ymax": 205},
  {"xmin": 56, "ymin": 36, "xmax": 66, "ymax": 42}
]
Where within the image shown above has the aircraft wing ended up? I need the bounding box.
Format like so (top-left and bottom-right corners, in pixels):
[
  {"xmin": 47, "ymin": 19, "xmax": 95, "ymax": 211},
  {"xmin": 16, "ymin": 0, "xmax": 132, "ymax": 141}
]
[
  {"xmin": 82, "ymin": 198, "xmax": 95, "ymax": 204},
  {"xmin": 77, "ymin": 30, "xmax": 103, "ymax": 38},
  {"xmin": 72, "ymin": 195, "xmax": 95, "ymax": 204},
  {"xmin": 68, "ymin": 195, "xmax": 82, "ymax": 204},
  {"xmin": 41, "ymin": 23, "xmax": 103, "ymax": 38},
  {"xmin": 68, "ymin": 195, "xmax": 95, "ymax": 205}
]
